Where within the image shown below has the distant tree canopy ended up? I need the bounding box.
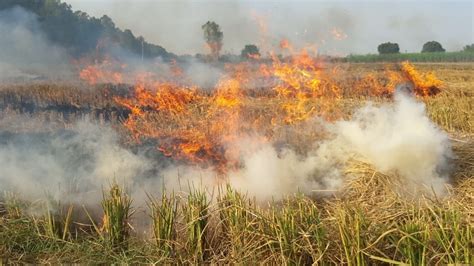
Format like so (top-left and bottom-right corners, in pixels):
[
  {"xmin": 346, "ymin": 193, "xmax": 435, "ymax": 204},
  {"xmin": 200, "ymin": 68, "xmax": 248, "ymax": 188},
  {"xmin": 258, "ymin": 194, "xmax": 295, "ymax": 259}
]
[
  {"xmin": 202, "ymin": 21, "xmax": 223, "ymax": 60},
  {"xmin": 0, "ymin": 0, "xmax": 173, "ymax": 59},
  {"xmin": 241, "ymin": 44, "xmax": 260, "ymax": 59},
  {"xmin": 422, "ymin": 41, "xmax": 445, "ymax": 53},
  {"xmin": 463, "ymin": 44, "xmax": 474, "ymax": 52},
  {"xmin": 377, "ymin": 42, "xmax": 400, "ymax": 54}
]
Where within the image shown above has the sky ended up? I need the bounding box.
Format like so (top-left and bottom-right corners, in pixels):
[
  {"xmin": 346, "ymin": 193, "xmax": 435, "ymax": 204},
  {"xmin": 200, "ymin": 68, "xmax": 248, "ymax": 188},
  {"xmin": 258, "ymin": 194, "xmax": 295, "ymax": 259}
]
[{"xmin": 65, "ymin": 0, "xmax": 474, "ymax": 56}]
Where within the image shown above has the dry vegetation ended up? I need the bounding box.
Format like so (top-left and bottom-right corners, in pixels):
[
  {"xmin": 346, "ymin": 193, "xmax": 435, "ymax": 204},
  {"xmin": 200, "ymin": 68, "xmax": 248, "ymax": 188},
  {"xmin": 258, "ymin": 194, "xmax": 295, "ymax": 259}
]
[{"xmin": 0, "ymin": 63, "xmax": 472, "ymax": 264}]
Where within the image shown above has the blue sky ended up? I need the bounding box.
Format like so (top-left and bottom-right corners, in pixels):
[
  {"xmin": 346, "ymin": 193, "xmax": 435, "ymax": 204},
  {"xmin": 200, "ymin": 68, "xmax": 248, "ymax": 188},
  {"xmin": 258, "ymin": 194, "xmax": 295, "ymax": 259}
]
[{"xmin": 65, "ymin": 0, "xmax": 474, "ymax": 55}]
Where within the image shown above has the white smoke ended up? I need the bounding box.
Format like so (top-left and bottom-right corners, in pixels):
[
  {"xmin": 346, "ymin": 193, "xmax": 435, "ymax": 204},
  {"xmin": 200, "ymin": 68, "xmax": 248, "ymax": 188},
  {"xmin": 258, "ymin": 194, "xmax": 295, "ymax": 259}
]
[
  {"xmin": 162, "ymin": 92, "xmax": 452, "ymax": 200},
  {"xmin": 0, "ymin": 7, "xmax": 74, "ymax": 81},
  {"xmin": 0, "ymin": 120, "xmax": 151, "ymax": 205},
  {"xmin": 0, "ymin": 92, "xmax": 452, "ymax": 204},
  {"xmin": 328, "ymin": 91, "xmax": 451, "ymax": 195}
]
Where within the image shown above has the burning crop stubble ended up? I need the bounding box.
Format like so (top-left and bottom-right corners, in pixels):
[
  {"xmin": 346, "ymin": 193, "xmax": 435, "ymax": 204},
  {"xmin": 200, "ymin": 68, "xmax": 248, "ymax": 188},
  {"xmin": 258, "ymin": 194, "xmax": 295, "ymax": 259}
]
[
  {"xmin": 0, "ymin": 61, "xmax": 471, "ymax": 266},
  {"xmin": 0, "ymin": 50, "xmax": 452, "ymax": 203}
]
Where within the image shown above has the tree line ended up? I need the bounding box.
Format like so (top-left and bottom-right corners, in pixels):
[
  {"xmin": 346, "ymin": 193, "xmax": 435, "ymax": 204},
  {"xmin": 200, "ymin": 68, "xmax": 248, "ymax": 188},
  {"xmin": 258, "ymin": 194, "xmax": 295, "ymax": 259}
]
[{"xmin": 0, "ymin": 0, "xmax": 174, "ymax": 60}]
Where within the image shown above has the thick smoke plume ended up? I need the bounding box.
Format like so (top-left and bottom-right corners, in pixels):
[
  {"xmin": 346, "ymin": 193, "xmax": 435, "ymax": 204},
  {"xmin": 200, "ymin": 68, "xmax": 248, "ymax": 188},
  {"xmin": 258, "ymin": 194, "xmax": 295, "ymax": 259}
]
[
  {"xmin": 158, "ymin": 92, "xmax": 452, "ymax": 200},
  {"xmin": 0, "ymin": 93, "xmax": 452, "ymax": 204},
  {"xmin": 0, "ymin": 92, "xmax": 452, "ymax": 205},
  {"xmin": 0, "ymin": 120, "xmax": 151, "ymax": 205},
  {"xmin": 328, "ymin": 91, "xmax": 452, "ymax": 195}
]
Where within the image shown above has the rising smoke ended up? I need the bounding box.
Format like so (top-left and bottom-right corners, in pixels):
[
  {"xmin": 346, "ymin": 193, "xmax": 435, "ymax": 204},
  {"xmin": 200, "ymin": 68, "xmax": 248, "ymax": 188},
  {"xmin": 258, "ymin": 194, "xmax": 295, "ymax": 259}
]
[
  {"xmin": 0, "ymin": 92, "xmax": 452, "ymax": 204},
  {"xmin": 98, "ymin": 45, "xmax": 225, "ymax": 88},
  {"xmin": 0, "ymin": 119, "xmax": 152, "ymax": 205},
  {"xmin": 0, "ymin": 6, "xmax": 224, "ymax": 86},
  {"xmin": 0, "ymin": 7, "xmax": 74, "ymax": 81},
  {"xmin": 153, "ymin": 91, "xmax": 453, "ymax": 200}
]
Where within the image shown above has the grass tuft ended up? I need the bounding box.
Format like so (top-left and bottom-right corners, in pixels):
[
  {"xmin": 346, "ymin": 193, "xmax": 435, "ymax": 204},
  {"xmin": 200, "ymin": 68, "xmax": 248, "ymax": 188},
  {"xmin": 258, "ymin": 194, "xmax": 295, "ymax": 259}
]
[
  {"xmin": 100, "ymin": 183, "xmax": 133, "ymax": 250},
  {"xmin": 148, "ymin": 191, "xmax": 178, "ymax": 257}
]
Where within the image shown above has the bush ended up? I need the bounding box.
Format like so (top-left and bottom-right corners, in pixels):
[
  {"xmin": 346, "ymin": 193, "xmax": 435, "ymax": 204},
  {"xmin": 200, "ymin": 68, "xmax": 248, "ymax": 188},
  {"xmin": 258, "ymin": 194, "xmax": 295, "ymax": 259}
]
[
  {"xmin": 422, "ymin": 41, "xmax": 445, "ymax": 53},
  {"xmin": 377, "ymin": 42, "xmax": 400, "ymax": 54}
]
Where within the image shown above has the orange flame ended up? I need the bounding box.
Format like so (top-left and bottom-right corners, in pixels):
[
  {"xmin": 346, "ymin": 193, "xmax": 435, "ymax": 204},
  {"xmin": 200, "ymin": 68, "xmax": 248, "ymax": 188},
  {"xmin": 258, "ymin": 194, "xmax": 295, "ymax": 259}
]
[
  {"xmin": 103, "ymin": 44, "xmax": 442, "ymax": 174},
  {"xmin": 400, "ymin": 61, "xmax": 442, "ymax": 96},
  {"xmin": 79, "ymin": 59, "xmax": 125, "ymax": 85}
]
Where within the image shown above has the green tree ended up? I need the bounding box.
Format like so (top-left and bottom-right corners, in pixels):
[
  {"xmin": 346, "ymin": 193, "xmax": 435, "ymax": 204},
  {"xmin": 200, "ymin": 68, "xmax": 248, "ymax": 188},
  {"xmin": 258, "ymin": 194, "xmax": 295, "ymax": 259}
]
[
  {"xmin": 377, "ymin": 42, "xmax": 400, "ymax": 54},
  {"xmin": 241, "ymin": 44, "xmax": 260, "ymax": 59},
  {"xmin": 421, "ymin": 41, "xmax": 445, "ymax": 53},
  {"xmin": 463, "ymin": 44, "xmax": 474, "ymax": 52},
  {"xmin": 202, "ymin": 21, "xmax": 223, "ymax": 60}
]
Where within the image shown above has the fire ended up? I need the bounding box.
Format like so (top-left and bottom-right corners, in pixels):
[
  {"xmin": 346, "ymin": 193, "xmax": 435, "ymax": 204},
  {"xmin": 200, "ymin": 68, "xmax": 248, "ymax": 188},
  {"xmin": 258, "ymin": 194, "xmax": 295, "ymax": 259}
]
[
  {"xmin": 80, "ymin": 42, "xmax": 442, "ymax": 174},
  {"xmin": 400, "ymin": 61, "xmax": 442, "ymax": 96},
  {"xmin": 115, "ymin": 75, "xmax": 245, "ymax": 174},
  {"xmin": 269, "ymin": 50, "xmax": 340, "ymax": 123},
  {"xmin": 79, "ymin": 59, "xmax": 126, "ymax": 85},
  {"xmin": 351, "ymin": 62, "xmax": 442, "ymax": 98},
  {"xmin": 354, "ymin": 70, "xmax": 399, "ymax": 97}
]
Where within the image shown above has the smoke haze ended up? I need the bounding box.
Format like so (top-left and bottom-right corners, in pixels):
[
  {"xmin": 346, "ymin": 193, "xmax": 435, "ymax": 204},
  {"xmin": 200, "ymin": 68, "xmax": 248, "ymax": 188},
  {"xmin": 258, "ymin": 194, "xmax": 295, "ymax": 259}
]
[
  {"xmin": 0, "ymin": 119, "xmax": 152, "ymax": 205},
  {"xmin": 0, "ymin": 92, "xmax": 452, "ymax": 204},
  {"xmin": 0, "ymin": 6, "xmax": 224, "ymax": 85},
  {"xmin": 66, "ymin": 0, "xmax": 473, "ymax": 55},
  {"xmin": 0, "ymin": 7, "xmax": 74, "ymax": 81},
  {"xmin": 151, "ymin": 92, "xmax": 453, "ymax": 200}
]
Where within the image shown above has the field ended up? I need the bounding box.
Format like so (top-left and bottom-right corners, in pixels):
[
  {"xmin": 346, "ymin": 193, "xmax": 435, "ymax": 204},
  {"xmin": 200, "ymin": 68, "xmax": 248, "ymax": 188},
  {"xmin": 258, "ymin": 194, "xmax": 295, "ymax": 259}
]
[
  {"xmin": 346, "ymin": 51, "xmax": 474, "ymax": 63},
  {"xmin": 0, "ymin": 62, "xmax": 473, "ymax": 264}
]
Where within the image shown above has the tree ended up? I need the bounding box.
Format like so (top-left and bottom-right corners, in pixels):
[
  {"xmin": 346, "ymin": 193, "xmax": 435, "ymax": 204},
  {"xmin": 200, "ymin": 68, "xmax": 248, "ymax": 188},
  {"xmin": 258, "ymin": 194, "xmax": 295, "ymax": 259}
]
[
  {"xmin": 241, "ymin": 44, "xmax": 260, "ymax": 59},
  {"xmin": 100, "ymin": 15, "xmax": 115, "ymax": 30},
  {"xmin": 377, "ymin": 42, "xmax": 400, "ymax": 54},
  {"xmin": 421, "ymin": 41, "xmax": 445, "ymax": 53},
  {"xmin": 202, "ymin": 21, "xmax": 223, "ymax": 60},
  {"xmin": 463, "ymin": 44, "xmax": 474, "ymax": 52}
]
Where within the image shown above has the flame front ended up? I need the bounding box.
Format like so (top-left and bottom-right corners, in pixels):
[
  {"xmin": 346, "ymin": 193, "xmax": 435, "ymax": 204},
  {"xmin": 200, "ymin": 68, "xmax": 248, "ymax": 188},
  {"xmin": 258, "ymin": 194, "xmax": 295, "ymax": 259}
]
[
  {"xmin": 79, "ymin": 58, "xmax": 126, "ymax": 85},
  {"xmin": 400, "ymin": 61, "xmax": 442, "ymax": 96},
  {"xmin": 79, "ymin": 44, "xmax": 442, "ymax": 174}
]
